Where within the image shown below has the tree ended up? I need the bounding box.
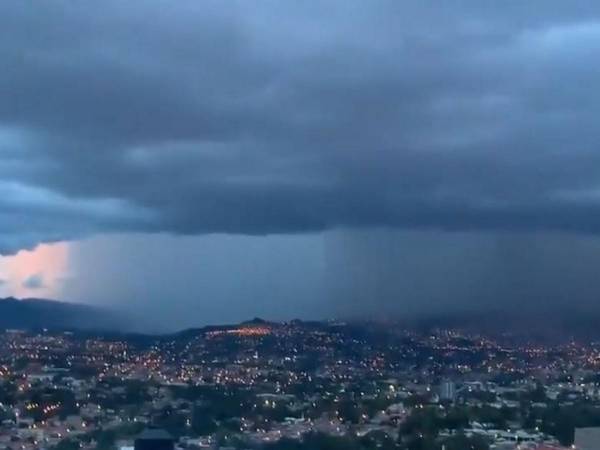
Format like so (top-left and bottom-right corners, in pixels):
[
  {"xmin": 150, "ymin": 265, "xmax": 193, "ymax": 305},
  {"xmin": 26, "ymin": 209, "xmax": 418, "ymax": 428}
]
[
  {"xmin": 400, "ymin": 408, "xmax": 441, "ymax": 437},
  {"xmin": 93, "ymin": 429, "xmax": 117, "ymax": 450},
  {"xmin": 442, "ymin": 408, "xmax": 469, "ymax": 430},
  {"xmin": 442, "ymin": 433, "xmax": 489, "ymax": 450},
  {"xmin": 191, "ymin": 405, "xmax": 217, "ymax": 436},
  {"xmin": 541, "ymin": 407, "xmax": 575, "ymax": 446},
  {"xmin": 401, "ymin": 434, "xmax": 438, "ymax": 450},
  {"xmin": 53, "ymin": 439, "xmax": 80, "ymax": 450}
]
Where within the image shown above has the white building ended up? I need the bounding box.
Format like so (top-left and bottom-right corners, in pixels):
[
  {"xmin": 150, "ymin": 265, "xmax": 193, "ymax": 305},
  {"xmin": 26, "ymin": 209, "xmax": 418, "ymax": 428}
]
[{"xmin": 575, "ymin": 427, "xmax": 600, "ymax": 449}]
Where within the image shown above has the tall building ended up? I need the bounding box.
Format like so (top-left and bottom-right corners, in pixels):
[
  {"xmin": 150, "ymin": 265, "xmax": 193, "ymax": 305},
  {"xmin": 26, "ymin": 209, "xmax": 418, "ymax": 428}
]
[
  {"xmin": 575, "ymin": 427, "xmax": 600, "ymax": 449},
  {"xmin": 439, "ymin": 380, "xmax": 456, "ymax": 402},
  {"xmin": 134, "ymin": 427, "xmax": 175, "ymax": 450}
]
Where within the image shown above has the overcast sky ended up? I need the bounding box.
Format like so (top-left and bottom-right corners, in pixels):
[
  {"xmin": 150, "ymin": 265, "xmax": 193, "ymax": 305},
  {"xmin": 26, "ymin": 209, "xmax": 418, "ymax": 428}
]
[{"xmin": 2, "ymin": 1, "xmax": 600, "ymax": 329}]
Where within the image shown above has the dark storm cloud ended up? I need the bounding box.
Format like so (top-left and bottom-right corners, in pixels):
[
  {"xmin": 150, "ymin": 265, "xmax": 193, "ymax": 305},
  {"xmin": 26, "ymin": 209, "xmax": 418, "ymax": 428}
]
[{"xmin": 2, "ymin": 1, "xmax": 600, "ymax": 253}]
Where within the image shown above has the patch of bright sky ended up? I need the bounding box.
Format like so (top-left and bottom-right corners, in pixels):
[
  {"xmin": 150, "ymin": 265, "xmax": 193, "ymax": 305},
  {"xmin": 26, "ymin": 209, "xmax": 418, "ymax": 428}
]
[{"xmin": 0, "ymin": 242, "xmax": 69, "ymax": 299}]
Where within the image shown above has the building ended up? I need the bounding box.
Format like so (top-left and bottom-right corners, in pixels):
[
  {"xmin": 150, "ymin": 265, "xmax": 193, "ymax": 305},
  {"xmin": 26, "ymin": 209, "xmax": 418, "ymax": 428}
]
[
  {"xmin": 439, "ymin": 380, "xmax": 456, "ymax": 402},
  {"xmin": 575, "ymin": 427, "xmax": 600, "ymax": 450},
  {"xmin": 134, "ymin": 427, "xmax": 174, "ymax": 450}
]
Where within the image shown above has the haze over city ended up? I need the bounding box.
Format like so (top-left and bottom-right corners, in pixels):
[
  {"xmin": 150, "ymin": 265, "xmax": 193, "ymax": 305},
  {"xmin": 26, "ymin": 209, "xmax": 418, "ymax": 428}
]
[{"xmin": 3, "ymin": 1, "xmax": 600, "ymax": 329}]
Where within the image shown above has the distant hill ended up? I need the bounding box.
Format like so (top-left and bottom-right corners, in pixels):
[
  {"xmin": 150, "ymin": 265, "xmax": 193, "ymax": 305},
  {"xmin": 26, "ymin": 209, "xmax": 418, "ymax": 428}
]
[
  {"xmin": 0, "ymin": 297, "xmax": 125, "ymax": 331},
  {"xmin": 3, "ymin": 296, "xmax": 597, "ymax": 341},
  {"xmin": 404, "ymin": 307, "xmax": 600, "ymax": 343}
]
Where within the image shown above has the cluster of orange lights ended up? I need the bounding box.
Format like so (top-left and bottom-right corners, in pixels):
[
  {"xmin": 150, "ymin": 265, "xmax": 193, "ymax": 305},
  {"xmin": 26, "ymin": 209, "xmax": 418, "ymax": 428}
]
[
  {"xmin": 25, "ymin": 403, "xmax": 61, "ymax": 414},
  {"xmin": 207, "ymin": 327, "xmax": 272, "ymax": 337}
]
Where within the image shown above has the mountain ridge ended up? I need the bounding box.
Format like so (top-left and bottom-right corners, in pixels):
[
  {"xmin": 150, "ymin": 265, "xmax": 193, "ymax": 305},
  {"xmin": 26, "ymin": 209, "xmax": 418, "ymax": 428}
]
[
  {"xmin": 0, "ymin": 297, "xmax": 125, "ymax": 331},
  {"xmin": 2, "ymin": 296, "xmax": 599, "ymax": 341}
]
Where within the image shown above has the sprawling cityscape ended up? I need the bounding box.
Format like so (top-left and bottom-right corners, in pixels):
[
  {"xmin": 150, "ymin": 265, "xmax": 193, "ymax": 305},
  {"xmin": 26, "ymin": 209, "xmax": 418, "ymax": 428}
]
[{"xmin": 1, "ymin": 320, "xmax": 599, "ymax": 450}]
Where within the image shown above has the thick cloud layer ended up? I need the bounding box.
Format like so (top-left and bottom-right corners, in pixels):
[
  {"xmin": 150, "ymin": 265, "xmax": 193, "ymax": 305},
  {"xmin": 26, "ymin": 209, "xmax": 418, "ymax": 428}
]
[{"xmin": 3, "ymin": 1, "xmax": 600, "ymax": 253}]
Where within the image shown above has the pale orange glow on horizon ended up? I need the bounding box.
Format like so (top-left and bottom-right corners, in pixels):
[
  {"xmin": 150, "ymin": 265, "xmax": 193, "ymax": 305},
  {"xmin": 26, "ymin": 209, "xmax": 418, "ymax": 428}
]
[{"xmin": 0, "ymin": 242, "xmax": 70, "ymax": 299}]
